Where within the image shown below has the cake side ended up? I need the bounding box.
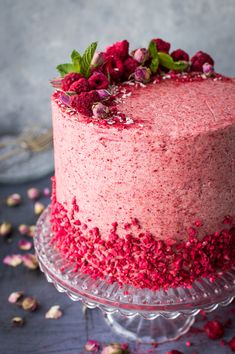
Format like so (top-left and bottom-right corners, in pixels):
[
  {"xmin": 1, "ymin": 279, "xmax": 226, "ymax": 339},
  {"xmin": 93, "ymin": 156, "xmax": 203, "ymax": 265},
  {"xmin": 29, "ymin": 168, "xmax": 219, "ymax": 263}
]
[{"xmin": 52, "ymin": 79, "xmax": 235, "ymax": 242}]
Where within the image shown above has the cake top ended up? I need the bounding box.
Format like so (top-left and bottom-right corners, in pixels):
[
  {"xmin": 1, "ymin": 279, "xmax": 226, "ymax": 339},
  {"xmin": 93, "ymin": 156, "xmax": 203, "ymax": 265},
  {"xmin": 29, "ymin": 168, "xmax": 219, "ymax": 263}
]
[{"xmin": 51, "ymin": 38, "xmax": 232, "ymax": 129}]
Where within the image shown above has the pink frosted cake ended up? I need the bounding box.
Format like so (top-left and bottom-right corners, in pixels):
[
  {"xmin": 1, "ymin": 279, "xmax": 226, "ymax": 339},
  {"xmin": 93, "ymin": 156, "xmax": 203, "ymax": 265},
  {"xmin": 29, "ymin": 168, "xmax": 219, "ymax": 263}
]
[{"xmin": 50, "ymin": 38, "xmax": 235, "ymax": 290}]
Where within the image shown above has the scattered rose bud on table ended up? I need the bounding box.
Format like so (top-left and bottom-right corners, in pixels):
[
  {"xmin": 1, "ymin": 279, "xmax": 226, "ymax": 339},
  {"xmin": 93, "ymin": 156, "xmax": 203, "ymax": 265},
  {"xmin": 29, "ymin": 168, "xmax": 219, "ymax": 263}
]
[
  {"xmin": 84, "ymin": 339, "xmax": 100, "ymax": 352},
  {"xmin": 45, "ymin": 305, "xmax": 63, "ymax": 319},
  {"xmin": 0, "ymin": 222, "xmax": 12, "ymax": 236},
  {"xmin": 27, "ymin": 187, "xmax": 40, "ymax": 200},
  {"xmin": 11, "ymin": 316, "xmax": 24, "ymax": 327},
  {"xmin": 8, "ymin": 291, "xmax": 24, "ymax": 304},
  {"xmin": 6, "ymin": 193, "xmax": 22, "ymax": 207}
]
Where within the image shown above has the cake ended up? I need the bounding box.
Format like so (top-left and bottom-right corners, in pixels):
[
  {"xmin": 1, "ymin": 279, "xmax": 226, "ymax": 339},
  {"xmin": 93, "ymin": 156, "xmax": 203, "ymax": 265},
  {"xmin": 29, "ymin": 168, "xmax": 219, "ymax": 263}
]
[{"xmin": 50, "ymin": 38, "xmax": 235, "ymax": 290}]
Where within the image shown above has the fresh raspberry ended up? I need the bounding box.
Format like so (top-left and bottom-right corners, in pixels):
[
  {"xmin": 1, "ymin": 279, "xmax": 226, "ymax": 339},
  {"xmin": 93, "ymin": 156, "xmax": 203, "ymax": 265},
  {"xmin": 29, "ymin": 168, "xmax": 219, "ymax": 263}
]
[
  {"xmin": 204, "ymin": 320, "xmax": 224, "ymax": 340},
  {"xmin": 123, "ymin": 57, "xmax": 139, "ymax": 80},
  {"xmin": 166, "ymin": 350, "xmax": 183, "ymax": 354},
  {"xmin": 151, "ymin": 38, "xmax": 171, "ymax": 53},
  {"xmin": 70, "ymin": 90, "xmax": 100, "ymax": 116},
  {"xmin": 229, "ymin": 336, "xmax": 235, "ymax": 351},
  {"xmin": 104, "ymin": 55, "xmax": 124, "ymax": 81},
  {"xmin": 69, "ymin": 78, "xmax": 90, "ymax": 94},
  {"xmin": 105, "ymin": 40, "xmax": 129, "ymax": 59},
  {"xmin": 61, "ymin": 72, "xmax": 82, "ymax": 91},
  {"xmin": 171, "ymin": 49, "xmax": 189, "ymax": 62},
  {"xmin": 88, "ymin": 72, "xmax": 109, "ymax": 89},
  {"xmin": 190, "ymin": 51, "xmax": 214, "ymax": 72}
]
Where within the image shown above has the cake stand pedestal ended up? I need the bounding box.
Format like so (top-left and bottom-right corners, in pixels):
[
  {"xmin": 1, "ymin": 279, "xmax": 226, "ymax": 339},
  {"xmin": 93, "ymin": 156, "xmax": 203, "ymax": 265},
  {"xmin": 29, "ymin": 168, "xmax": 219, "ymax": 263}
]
[{"xmin": 34, "ymin": 207, "xmax": 235, "ymax": 343}]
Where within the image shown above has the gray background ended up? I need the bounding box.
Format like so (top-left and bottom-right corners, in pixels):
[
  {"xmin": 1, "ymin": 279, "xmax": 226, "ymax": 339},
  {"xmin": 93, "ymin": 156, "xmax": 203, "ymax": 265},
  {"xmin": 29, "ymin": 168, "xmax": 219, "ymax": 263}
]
[{"xmin": 0, "ymin": 0, "xmax": 235, "ymax": 132}]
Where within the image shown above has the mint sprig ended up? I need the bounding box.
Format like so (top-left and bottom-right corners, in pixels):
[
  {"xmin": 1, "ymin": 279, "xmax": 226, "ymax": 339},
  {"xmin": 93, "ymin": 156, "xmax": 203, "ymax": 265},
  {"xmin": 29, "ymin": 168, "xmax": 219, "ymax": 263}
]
[
  {"xmin": 148, "ymin": 40, "xmax": 189, "ymax": 73},
  {"xmin": 56, "ymin": 42, "xmax": 98, "ymax": 78}
]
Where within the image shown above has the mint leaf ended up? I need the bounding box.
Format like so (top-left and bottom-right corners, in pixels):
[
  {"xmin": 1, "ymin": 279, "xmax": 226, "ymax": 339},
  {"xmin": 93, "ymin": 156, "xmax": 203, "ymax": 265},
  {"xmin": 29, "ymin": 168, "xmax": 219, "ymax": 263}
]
[
  {"xmin": 150, "ymin": 56, "xmax": 159, "ymax": 73},
  {"xmin": 148, "ymin": 40, "xmax": 159, "ymax": 73},
  {"xmin": 148, "ymin": 40, "xmax": 158, "ymax": 57},
  {"xmin": 71, "ymin": 50, "xmax": 82, "ymax": 72},
  {"xmin": 158, "ymin": 52, "xmax": 189, "ymax": 71},
  {"xmin": 56, "ymin": 63, "xmax": 75, "ymax": 77},
  {"xmin": 81, "ymin": 42, "xmax": 98, "ymax": 77}
]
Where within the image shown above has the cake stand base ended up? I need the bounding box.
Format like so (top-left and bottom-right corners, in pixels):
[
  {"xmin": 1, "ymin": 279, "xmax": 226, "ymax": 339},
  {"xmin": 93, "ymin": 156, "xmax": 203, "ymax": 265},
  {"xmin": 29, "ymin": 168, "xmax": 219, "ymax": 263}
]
[
  {"xmin": 105, "ymin": 312, "xmax": 194, "ymax": 343},
  {"xmin": 34, "ymin": 207, "xmax": 235, "ymax": 344}
]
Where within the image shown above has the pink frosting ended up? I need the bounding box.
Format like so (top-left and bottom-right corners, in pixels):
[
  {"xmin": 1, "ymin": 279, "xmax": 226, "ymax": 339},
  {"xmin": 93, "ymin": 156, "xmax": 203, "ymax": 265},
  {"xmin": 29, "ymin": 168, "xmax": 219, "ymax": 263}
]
[{"xmin": 52, "ymin": 77, "xmax": 235, "ymax": 242}]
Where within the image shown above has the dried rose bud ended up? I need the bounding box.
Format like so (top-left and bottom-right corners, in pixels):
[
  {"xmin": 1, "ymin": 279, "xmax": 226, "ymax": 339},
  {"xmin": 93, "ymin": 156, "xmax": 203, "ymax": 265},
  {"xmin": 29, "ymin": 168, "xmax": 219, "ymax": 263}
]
[
  {"xmin": 6, "ymin": 193, "xmax": 22, "ymax": 207},
  {"xmin": 92, "ymin": 102, "xmax": 109, "ymax": 119},
  {"xmin": 133, "ymin": 48, "xmax": 149, "ymax": 64},
  {"xmin": 21, "ymin": 254, "xmax": 39, "ymax": 269},
  {"xmin": 18, "ymin": 224, "xmax": 30, "ymax": 235},
  {"xmin": 101, "ymin": 343, "xmax": 130, "ymax": 354},
  {"xmin": 202, "ymin": 62, "xmax": 214, "ymax": 76},
  {"xmin": 60, "ymin": 93, "xmax": 71, "ymax": 106},
  {"xmin": 84, "ymin": 339, "xmax": 100, "ymax": 352},
  {"xmin": 91, "ymin": 51, "xmax": 105, "ymax": 67},
  {"xmin": 0, "ymin": 222, "xmax": 12, "ymax": 236},
  {"xmin": 27, "ymin": 187, "xmax": 40, "ymax": 200},
  {"xmin": 28, "ymin": 225, "xmax": 36, "ymax": 237},
  {"xmin": 3, "ymin": 254, "xmax": 22, "ymax": 267},
  {"xmin": 45, "ymin": 305, "xmax": 63, "ymax": 319},
  {"xmin": 50, "ymin": 77, "xmax": 62, "ymax": 89},
  {"xmin": 96, "ymin": 89, "xmax": 110, "ymax": 100},
  {"xmin": 34, "ymin": 202, "xmax": 45, "ymax": 215},
  {"xmin": 11, "ymin": 316, "xmax": 24, "ymax": 327},
  {"xmin": 18, "ymin": 239, "xmax": 32, "ymax": 251},
  {"xmin": 134, "ymin": 66, "xmax": 151, "ymax": 83},
  {"xmin": 8, "ymin": 291, "xmax": 24, "ymax": 304},
  {"xmin": 43, "ymin": 187, "xmax": 50, "ymax": 197},
  {"xmin": 21, "ymin": 297, "xmax": 38, "ymax": 311}
]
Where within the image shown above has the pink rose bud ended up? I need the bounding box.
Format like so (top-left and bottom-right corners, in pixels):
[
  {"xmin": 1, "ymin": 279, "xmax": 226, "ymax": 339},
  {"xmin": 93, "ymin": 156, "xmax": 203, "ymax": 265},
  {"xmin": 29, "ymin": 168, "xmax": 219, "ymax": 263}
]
[
  {"xmin": 202, "ymin": 62, "xmax": 214, "ymax": 75},
  {"xmin": 43, "ymin": 187, "xmax": 50, "ymax": 197},
  {"xmin": 91, "ymin": 51, "xmax": 105, "ymax": 67},
  {"xmin": 134, "ymin": 66, "xmax": 151, "ymax": 83},
  {"xmin": 18, "ymin": 224, "xmax": 30, "ymax": 235},
  {"xmin": 6, "ymin": 193, "xmax": 22, "ymax": 207},
  {"xmin": 92, "ymin": 102, "xmax": 109, "ymax": 118},
  {"xmin": 133, "ymin": 48, "xmax": 149, "ymax": 63},
  {"xmin": 27, "ymin": 187, "xmax": 40, "ymax": 200},
  {"xmin": 50, "ymin": 77, "xmax": 62, "ymax": 89},
  {"xmin": 101, "ymin": 343, "xmax": 130, "ymax": 354},
  {"xmin": 97, "ymin": 89, "xmax": 110, "ymax": 100},
  {"xmin": 34, "ymin": 202, "xmax": 45, "ymax": 215},
  {"xmin": 60, "ymin": 94, "xmax": 71, "ymax": 107},
  {"xmin": 84, "ymin": 339, "xmax": 100, "ymax": 352},
  {"xmin": 0, "ymin": 222, "xmax": 12, "ymax": 236}
]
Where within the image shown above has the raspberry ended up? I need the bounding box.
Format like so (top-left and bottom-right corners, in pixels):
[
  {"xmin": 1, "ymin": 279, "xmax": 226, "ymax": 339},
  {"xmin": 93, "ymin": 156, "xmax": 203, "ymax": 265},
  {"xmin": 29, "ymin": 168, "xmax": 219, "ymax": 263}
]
[
  {"xmin": 61, "ymin": 72, "xmax": 82, "ymax": 91},
  {"xmin": 88, "ymin": 72, "xmax": 109, "ymax": 89},
  {"xmin": 104, "ymin": 55, "xmax": 124, "ymax": 81},
  {"xmin": 151, "ymin": 38, "xmax": 171, "ymax": 53},
  {"xmin": 123, "ymin": 57, "xmax": 139, "ymax": 80},
  {"xmin": 166, "ymin": 350, "xmax": 183, "ymax": 354},
  {"xmin": 69, "ymin": 78, "xmax": 90, "ymax": 94},
  {"xmin": 171, "ymin": 49, "xmax": 189, "ymax": 62},
  {"xmin": 204, "ymin": 320, "xmax": 224, "ymax": 340},
  {"xmin": 105, "ymin": 40, "xmax": 129, "ymax": 59},
  {"xmin": 190, "ymin": 51, "xmax": 214, "ymax": 72},
  {"xmin": 70, "ymin": 91, "xmax": 100, "ymax": 116}
]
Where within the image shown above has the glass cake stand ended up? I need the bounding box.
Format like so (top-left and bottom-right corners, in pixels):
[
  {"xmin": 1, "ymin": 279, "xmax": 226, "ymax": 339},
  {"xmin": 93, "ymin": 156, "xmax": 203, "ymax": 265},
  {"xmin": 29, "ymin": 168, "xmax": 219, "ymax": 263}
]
[{"xmin": 34, "ymin": 207, "xmax": 235, "ymax": 343}]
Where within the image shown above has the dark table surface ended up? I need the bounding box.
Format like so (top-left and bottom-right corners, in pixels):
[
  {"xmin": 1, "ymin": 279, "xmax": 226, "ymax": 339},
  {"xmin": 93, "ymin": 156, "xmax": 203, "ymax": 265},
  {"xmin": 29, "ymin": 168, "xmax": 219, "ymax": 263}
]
[{"xmin": 0, "ymin": 175, "xmax": 235, "ymax": 354}]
